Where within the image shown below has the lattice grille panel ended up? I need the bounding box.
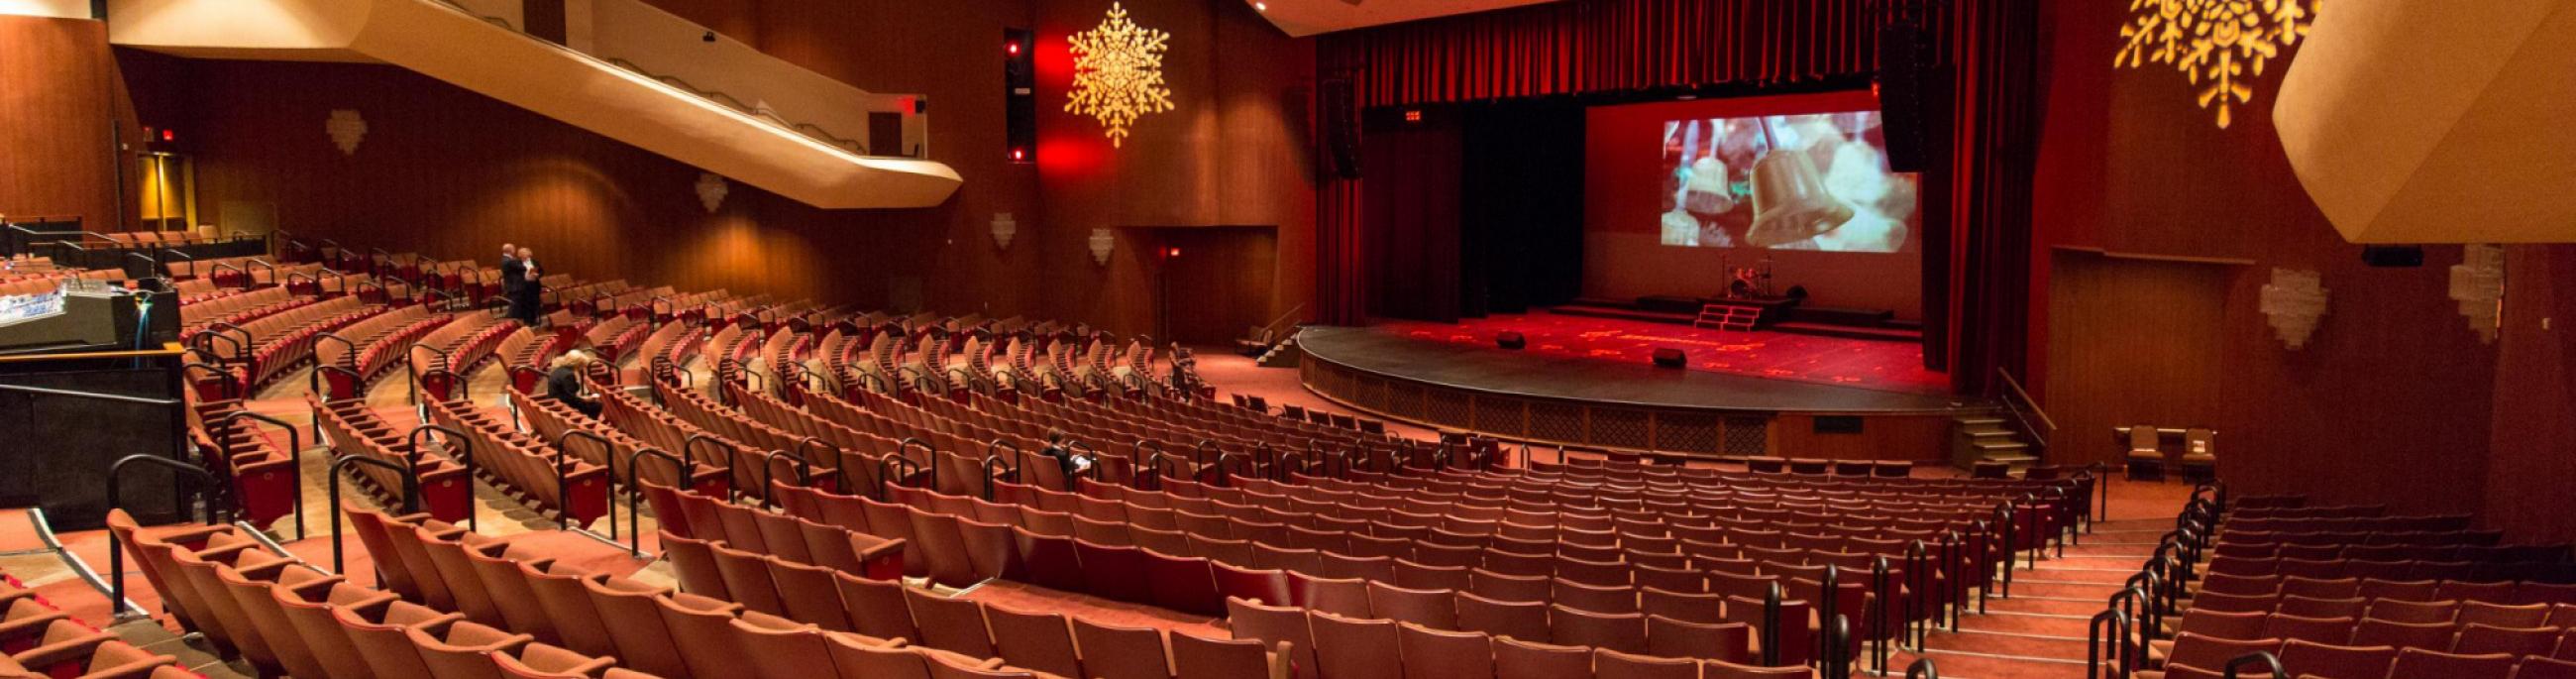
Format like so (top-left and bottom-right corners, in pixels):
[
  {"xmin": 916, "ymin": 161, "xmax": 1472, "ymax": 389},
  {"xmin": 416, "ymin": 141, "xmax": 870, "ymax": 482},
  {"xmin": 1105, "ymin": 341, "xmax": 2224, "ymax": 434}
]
[
  {"xmin": 1655, "ymin": 412, "xmax": 1722, "ymax": 454},
  {"xmin": 1530, "ymin": 402, "xmax": 1583, "ymax": 443},
  {"xmin": 1723, "ymin": 416, "xmax": 1771, "ymax": 455},
  {"xmin": 1426, "ymin": 390, "xmax": 1472, "ymax": 427},
  {"xmin": 1592, "ymin": 407, "xmax": 1650, "ymax": 448}
]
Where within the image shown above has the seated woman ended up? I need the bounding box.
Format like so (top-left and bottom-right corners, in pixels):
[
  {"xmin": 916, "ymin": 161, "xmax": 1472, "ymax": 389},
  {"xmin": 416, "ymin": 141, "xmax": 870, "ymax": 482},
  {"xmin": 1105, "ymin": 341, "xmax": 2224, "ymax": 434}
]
[{"xmin": 546, "ymin": 350, "xmax": 602, "ymax": 418}]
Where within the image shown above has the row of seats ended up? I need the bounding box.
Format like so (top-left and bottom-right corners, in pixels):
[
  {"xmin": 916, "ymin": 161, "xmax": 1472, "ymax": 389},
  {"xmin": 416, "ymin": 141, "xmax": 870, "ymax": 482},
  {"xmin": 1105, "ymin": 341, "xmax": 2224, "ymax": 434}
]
[
  {"xmin": 511, "ymin": 390, "xmax": 733, "ymax": 494},
  {"xmin": 2161, "ymin": 606, "xmax": 2576, "ymax": 659},
  {"xmin": 2197, "ymin": 573, "xmax": 2576, "ymax": 608},
  {"xmin": 424, "ymin": 397, "xmax": 613, "ymax": 529},
  {"xmin": 655, "ymin": 529, "xmax": 1306, "ymax": 679},
  {"xmin": 1, "ymin": 569, "xmax": 192, "ymax": 679},
  {"xmin": 316, "ymin": 398, "xmax": 478, "ymax": 523},
  {"xmin": 2149, "ymin": 631, "xmax": 2576, "ymax": 679},
  {"xmin": 106, "ymin": 508, "xmax": 637, "ymax": 679}
]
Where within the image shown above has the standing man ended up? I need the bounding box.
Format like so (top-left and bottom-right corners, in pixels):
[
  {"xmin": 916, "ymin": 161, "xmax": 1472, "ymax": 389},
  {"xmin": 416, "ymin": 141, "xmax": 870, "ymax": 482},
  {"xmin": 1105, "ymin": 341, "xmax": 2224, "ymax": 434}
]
[
  {"xmin": 498, "ymin": 243, "xmax": 523, "ymax": 311},
  {"xmin": 514, "ymin": 246, "xmax": 544, "ymax": 325}
]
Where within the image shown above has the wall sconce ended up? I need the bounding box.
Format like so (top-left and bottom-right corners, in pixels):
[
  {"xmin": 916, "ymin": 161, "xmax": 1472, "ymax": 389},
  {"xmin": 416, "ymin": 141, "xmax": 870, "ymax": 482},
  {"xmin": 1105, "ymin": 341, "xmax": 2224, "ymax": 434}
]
[
  {"xmin": 990, "ymin": 213, "xmax": 1018, "ymax": 250},
  {"xmin": 1088, "ymin": 228, "xmax": 1115, "ymax": 266},
  {"xmin": 2449, "ymin": 243, "xmax": 2506, "ymax": 343},
  {"xmin": 695, "ymin": 172, "xmax": 729, "ymax": 213},
  {"xmin": 2258, "ymin": 268, "xmax": 2328, "ymax": 349},
  {"xmin": 326, "ymin": 110, "xmax": 368, "ymax": 156}
]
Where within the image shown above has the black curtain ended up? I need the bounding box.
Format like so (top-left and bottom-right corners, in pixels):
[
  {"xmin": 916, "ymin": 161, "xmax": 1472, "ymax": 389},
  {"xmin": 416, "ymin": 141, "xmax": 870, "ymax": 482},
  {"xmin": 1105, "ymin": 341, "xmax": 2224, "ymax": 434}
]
[
  {"xmin": 1461, "ymin": 101, "xmax": 1586, "ymax": 316},
  {"xmin": 1360, "ymin": 120, "xmax": 1464, "ymax": 322}
]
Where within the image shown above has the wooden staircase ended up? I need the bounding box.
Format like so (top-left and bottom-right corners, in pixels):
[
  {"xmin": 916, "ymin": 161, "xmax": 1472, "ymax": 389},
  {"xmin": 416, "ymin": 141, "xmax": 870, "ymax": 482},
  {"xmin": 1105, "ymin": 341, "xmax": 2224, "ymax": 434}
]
[
  {"xmin": 1254, "ymin": 333, "xmax": 1303, "ymax": 368},
  {"xmin": 1952, "ymin": 412, "xmax": 2039, "ymax": 472},
  {"xmin": 1692, "ymin": 302, "xmax": 1761, "ymax": 331}
]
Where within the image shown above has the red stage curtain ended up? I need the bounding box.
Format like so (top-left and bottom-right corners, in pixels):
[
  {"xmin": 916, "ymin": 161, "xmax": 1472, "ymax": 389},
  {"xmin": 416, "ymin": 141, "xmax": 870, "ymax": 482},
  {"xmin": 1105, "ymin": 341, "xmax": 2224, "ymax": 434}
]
[{"xmin": 1312, "ymin": 0, "xmax": 2040, "ymax": 395}]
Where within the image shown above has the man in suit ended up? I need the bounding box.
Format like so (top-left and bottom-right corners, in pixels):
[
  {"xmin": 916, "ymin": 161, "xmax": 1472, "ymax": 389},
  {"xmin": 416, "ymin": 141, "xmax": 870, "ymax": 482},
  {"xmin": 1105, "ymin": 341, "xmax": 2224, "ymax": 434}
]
[
  {"xmin": 513, "ymin": 246, "xmax": 544, "ymax": 325},
  {"xmin": 498, "ymin": 243, "xmax": 523, "ymax": 309}
]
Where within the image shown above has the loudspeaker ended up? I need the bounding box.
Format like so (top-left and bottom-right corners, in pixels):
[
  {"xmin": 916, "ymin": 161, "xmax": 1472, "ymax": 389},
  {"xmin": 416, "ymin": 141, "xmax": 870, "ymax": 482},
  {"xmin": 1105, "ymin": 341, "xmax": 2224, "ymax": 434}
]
[
  {"xmin": 1004, "ymin": 28, "xmax": 1036, "ymax": 163},
  {"xmin": 1877, "ymin": 21, "xmax": 1931, "ymax": 173},
  {"xmin": 1652, "ymin": 348, "xmax": 1685, "ymax": 369},
  {"xmin": 1321, "ymin": 76, "xmax": 1361, "ymax": 179},
  {"xmin": 1495, "ymin": 331, "xmax": 1526, "ymax": 350},
  {"xmin": 2362, "ymin": 246, "xmax": 2424, "ymax": 268},
  {"xmin": 1813, "ymin": 415, "xmax": 1865, "ymax": 434}
]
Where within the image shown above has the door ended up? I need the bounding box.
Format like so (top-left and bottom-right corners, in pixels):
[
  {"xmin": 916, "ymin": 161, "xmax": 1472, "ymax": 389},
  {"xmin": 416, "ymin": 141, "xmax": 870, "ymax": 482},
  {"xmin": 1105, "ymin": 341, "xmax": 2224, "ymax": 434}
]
[{"xmin": 1154, "ymin": 227, "xmax": 1277, "ymax": 346}]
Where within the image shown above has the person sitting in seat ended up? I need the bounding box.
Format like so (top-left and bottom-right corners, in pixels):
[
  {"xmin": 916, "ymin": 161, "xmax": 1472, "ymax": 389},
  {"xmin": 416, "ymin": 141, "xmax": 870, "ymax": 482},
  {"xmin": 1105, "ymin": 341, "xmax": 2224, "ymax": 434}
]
[{"xmin": 547, "ymin": 350, "xmax": 602, "ymax": 418}]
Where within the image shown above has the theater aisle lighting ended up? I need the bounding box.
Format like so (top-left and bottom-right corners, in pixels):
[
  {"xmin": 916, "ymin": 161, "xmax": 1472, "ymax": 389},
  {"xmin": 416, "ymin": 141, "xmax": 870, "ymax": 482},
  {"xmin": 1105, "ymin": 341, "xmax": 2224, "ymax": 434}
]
[
  {"xmin": 1065, "ymin": 2, "xmax": 1174, "ymax": 147},
  {"xmin": 2113, "ymin": 0, "xmax": 2317, "ymax": 128}
]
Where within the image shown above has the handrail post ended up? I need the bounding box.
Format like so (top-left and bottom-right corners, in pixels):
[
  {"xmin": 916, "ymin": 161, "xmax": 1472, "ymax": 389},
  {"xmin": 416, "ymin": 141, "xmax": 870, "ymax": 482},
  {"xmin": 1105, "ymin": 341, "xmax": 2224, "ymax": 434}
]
[
  {"xmin": 213, "ymin": 411, "xmax": 305, "ymax": 539},
  {"xmin": 623, "ymin": 447, "xmax": 689, "ymax": 556},
  {"xmin": 106, "ymin": 455, "xmax": 228, "ymax": 619},
  {"xmin": 328, "ymin": 454, "xmax": 421, "ymax": 576},
  {"xmin": 407, "ymin": 424, "xmax": 477, "ymax": 531}
]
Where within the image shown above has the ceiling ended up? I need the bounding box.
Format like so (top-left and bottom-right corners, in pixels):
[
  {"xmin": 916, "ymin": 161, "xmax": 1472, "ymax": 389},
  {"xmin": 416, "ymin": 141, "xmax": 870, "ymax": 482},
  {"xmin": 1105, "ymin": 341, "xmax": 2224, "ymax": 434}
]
[{"xmin": 1246, "ymin": 0, "xmax": 1563, "ymax": 37}]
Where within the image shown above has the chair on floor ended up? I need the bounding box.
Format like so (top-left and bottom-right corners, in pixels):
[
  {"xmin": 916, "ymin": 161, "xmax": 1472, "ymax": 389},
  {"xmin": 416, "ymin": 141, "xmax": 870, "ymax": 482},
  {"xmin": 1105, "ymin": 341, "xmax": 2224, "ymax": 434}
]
[
  {"xmin": 1172, "ymin": 629, "xmax": 1290, "ymax": 679},
  {"xmin": 983, "ymin": 604, "xmax": 1083, "ymax": 679},
  {"xmin": 1070, "ymin": 617, "xmax": 1173, "ymax": 679},
  {"xmin": 2387, "ymin": 648, "xmax": 2515, "ymax": 679},
  {"xmin": 1395, "ymin": 622, "xmax": 1494, "ymax": 679},
  {"xmin": 2275, "ymin": 639, "xmax": 2397, "ymax": 679},
  {"xmin": 1308, "ymin": 610, "xmax": 1403, "ymax": 679},
  {"xmin": 1595, "ymin": 647, "xmax": 1699, "ymax": 679},
  {"xmin": 1491, "ymin": 636, "xmax": 1591, "ymax": 679}
]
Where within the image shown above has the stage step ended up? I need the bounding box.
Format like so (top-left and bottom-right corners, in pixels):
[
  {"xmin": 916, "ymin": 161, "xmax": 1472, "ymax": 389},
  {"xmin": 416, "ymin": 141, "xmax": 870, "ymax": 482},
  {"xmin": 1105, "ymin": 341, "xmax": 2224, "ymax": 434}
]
[
  {"xmin": 1952, "ymin": 414, "xmax": 2039, "ymax": 473},
  {"xmin": 1256, "ymin": 335, "xmax": 1304, "ymax": 368}
]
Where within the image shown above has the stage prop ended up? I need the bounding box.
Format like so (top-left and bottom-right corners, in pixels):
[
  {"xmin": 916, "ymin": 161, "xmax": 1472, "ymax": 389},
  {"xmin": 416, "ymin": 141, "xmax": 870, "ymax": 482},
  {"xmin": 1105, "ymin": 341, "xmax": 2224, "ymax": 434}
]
[{"xmin": 1298, "ymin": 326, "xmax": 1965, "ymax": 462}]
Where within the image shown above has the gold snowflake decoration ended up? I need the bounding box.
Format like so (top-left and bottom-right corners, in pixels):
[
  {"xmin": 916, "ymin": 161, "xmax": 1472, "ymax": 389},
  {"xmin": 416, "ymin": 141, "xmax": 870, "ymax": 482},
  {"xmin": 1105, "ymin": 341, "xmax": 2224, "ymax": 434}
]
[
  {"xmin": 2114, "ymin": 0, "xmax": 2317, "ymax": 128},
  {"xmin": 1065, "ymin": 3, "xmax": 1174, "ymax": 147}
]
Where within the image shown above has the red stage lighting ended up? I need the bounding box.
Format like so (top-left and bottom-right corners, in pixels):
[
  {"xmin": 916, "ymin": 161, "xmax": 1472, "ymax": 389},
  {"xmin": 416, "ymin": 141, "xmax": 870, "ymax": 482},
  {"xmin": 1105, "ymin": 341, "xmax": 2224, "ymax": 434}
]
[
  {"xmin": 161, "ymin": 129, "xmax": 175, "ymax": 142},
  {"xmin": 1166, "ymin": 247, "xmax": 1182, "ymax": 258}
]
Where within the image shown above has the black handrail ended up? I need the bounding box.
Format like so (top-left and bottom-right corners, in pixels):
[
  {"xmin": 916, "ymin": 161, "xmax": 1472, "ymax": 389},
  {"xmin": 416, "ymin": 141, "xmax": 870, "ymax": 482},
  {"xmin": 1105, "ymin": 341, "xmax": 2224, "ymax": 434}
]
[
  {"xmin": 558, "ymin": 430, "xmax": 615, "ymax": 537},
  {"xmin": 877, "ymin": 454, "xmax": 923, "ymax": 502},
  {"xmin": 758, "ymin": 449, "xmax": 813, "ymax": 507},
  {"xmin": 1192, "ymin": 439, "xmax": 1221, "ymax": 470},
  {"xmin": 897, "ymin": 437, "xmax": 936, "ymax": 492},
  {"xmin": 1905, "ymin": 657, "xmax": 1940, "ymax": 679},
  {"xmin": 212, "ymin": 410, "xmax": 306, "ymax": 538},
  {"xmin": 1870, "ymin": 555, "xmax": 1892, "ymax": 674},
  {"xmin": 795, "ymin": 437, "xmax": 845, "ymax": 495},
  {"xmin": 180, "ymin": 363, "xmax": 244, "ymax": 401},
  {"xmin": 683, "ymin": 433, "xmax": 741, "ymax": 503},
  {"xmin": 1139, "ymin": 453, "xmax": 1180, "ymax": 493},
  {"xmin": 1824, "ymin": 614, "xmax": 1853, "ymax": 679},
  {"xmin": 408, "ymin": 424, "xmax": 478, "ymax": 530},
  {"xmin": 1760, "ymin": 582, "xmax": 1783, "ymax": 667},
  {"xmin": 328, "ymin": 455, "xmax": 420, "ymax": 576},
  {"xmin": 1212, "ymin": 452, "xmax": 1253, "ymax": 488},
  {"xmin": 191, "ymin": 329, "xmax": 245, "ymax": 366},
  {"xmin": 983, "ymin": 439, "xmax": 1023, "ymax": 501},
  {"xmin": 106, "ymin": 455, "xmax": 229, "ymax": 618},
  {"xmin": 2220, "ymin": 651, "xmax": 2285, "ymax": 678},
  {"xmin": 2088, "ymin": 607, "xmax": 2133, "ymax": 679},
  {"xmin": 624, "ymin": 447, "xmax": 688, "ymax": 555}
]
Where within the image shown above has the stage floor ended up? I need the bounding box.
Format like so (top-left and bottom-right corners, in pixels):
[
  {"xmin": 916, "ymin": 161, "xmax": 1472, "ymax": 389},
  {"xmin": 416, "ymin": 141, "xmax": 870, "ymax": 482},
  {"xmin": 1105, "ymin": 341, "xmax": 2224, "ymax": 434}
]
[
  {"xmin": 1374, "ymin": 311, "xmax": 1949, "ymax": 395},
  {"xmin": 1301, "ymin": 324, "xmax": 1967, "ymax": 415}
]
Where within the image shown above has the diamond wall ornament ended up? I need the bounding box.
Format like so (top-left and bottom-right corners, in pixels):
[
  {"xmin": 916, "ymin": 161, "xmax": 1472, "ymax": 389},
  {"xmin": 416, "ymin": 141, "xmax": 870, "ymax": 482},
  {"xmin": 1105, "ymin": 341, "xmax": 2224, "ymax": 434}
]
[
  {"xmin": 2258, "ymin": 267, "xmax": 2328, "ymax": 349},
  {"xmin": 2114, "ymin": 0, "xmax": 2318, "ymax": 129},
  {"xmin": 695, "ymin": 172, "xmax": 729, "ymax": 213},
  {"xmin": 990, "ymin": 213, "xmax": 1019, "ymax": 250},
  {"xmin": 2449, "ymin": 244, "xmax": 2506, "ymax": 344},
  {"xmin": 1088, "ymin": 228, "xmax": 1116, "ymax": 266},
  {"xmin": 1064, "ymin": 2, "xmax": 1174, "ymax": 147},
  {"xmin": 325, "ymin": 110, "xmax": 368, "ymax": 156}
]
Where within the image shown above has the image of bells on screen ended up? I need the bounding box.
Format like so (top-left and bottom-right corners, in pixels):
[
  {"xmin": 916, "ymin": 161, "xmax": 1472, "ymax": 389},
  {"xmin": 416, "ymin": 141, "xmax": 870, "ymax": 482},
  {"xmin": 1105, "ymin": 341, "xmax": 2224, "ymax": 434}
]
[
  {"xmin": 1745, "ymin": 142, "xmax": 1856, "ymax": 248},
  {"xmin": 1681, "ymin": 156, "xmax": 1738, "ymax": 215}
]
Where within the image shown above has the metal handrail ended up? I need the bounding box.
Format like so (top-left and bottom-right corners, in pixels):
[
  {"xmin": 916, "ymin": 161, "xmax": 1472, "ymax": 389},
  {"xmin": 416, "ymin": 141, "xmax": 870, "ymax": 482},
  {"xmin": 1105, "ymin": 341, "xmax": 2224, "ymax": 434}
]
[
  {"xmin": 624, "ymin": 446, "xmax": 691, "ymax": 555},
  {"xmin": 407, "ymin": 424, "xmax": 478, "ymax": 530},
  {"xmin": 212, "ymin": 410, "xmax": 306, "ymax": 538},
  {"xmin": 1995, "ymin": 368, "xmax": 2056, "ymax": 450},
  {"xmin": 2220, "ymin": 651, "xmax": 2286, "ymax": 678},
  {"xmin": 327, "ymin": 455, "xmax": 420, "ymax": 575},
  {"xmin": 106, "ymin": 455, "xmax": 229, "ymax": 618}
]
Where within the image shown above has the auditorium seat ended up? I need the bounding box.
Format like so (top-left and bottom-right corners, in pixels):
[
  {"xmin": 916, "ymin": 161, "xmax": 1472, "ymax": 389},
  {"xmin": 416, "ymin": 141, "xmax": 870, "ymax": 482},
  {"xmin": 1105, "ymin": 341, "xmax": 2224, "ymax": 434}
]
[
  {"xmin": 2259, "ymin": 614, "xmax": 2355, "ymax": 645},
  {"xmin": 2453, "ymin": 623, "xmax": 2562, "ymax": 657},
  {"xmin": 1069, "ymin": 617, "xmax": 1173, "ymax": 679},
  {"xmin": 983, "ymin": 604, "xmax": 1084, "ymax": 678},
  {"xmin": 1491, "ymin": 636, "xmax": 1591, "ymax": 679},
  {"xmin": 2351, "ymin": 619, "xmax": 2455, "ymax": 650},
  {"xmin": 2390, "ymin": 648, "xmax": 2517, "ymax": 679},
  {"xmin": 903, "ymin": 588, "xmax": 996, "ymax": 658},
  {"xmin": 1395, "ymin": 622, "xmax": 1494, "ymax": 679},
  {"xmin": 2520, "ymin": 656, "xmax": 2576, "ymax": 679},
  {"xmin": 2276, "ymin": 638, "xmax": 2397, "ymax": 679},
  {"xmin": 1549, "ymin": 605, "xmax": 1648, "ymax": 654}
]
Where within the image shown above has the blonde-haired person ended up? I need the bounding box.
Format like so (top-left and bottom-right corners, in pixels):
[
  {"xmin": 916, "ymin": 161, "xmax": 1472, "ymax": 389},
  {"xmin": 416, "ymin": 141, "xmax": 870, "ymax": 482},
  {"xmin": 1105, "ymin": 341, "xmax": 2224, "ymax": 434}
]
[{"xmin": 546, "ymin": 350, "xmax": 603, "ymax": 417}]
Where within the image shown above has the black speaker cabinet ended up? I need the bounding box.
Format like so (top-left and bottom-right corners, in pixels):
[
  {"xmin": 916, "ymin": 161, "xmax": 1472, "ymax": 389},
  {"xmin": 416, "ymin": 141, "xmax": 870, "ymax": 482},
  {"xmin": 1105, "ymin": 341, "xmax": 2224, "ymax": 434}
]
[
  {"xmin": 1496, "ymin": 332, "xmax": 1526, "ymax": 350},
  {"xmin": 1651, "ymin": 348, "xmax": 1685, "ymax": 369}
]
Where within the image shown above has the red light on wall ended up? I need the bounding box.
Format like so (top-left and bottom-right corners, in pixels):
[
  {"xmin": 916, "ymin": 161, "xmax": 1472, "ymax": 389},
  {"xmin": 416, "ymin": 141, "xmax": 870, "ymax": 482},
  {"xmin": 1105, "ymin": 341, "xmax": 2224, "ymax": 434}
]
[
  {"xmin": 1007, "ymin": 42, "xmax": 1021, "ymax": 56},
  {"xmin": 1010, "ymin": 147, "xmax": 1029, "ymax": 163},
  {"xmin": 1404, "ymin": 110, "xmax": 1423, "ymax": 123},
  {"xmin": 1166, "ymin": 247, "xmax": 1182, "ymax": 257},
  {"xmin": 161, "ymin": 129, "xmax": 175, "ymax": 142}
]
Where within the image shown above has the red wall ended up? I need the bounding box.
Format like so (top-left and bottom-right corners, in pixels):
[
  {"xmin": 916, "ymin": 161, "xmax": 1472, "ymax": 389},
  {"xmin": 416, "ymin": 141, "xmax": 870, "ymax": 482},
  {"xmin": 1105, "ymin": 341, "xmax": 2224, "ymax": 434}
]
[
  {"xmin": 2484, "ymin": 245, "xmax": 2576, "ymax": 543},
  {"xmin": 2027, "ymin": 1, "xmax": 2503, "ymax": 517}
]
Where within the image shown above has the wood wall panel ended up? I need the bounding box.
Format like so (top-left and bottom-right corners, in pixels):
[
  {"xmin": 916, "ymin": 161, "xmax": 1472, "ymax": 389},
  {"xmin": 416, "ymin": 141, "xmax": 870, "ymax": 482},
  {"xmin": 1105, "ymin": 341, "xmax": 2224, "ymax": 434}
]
[
  {"xmin": 2040, "ymin": 251, "xmax": 2229, "ymax": 468},
  {"xmin": 0, "ymin": 17, "xmax": 124, "ymax": 230},
  {"xmin": 2027, "ymin": 1, "xmax": 2502, "ymax": 517},
  {"xmin": 2482, "ymin": 245, "xmax": 2576, "ymax": 542},
  {"xmin": 1768, "ymin": 414, "xmax": 1950, "ymax": 462},
  {"xmin": 1155, "ymin": 227, "xmax": 1278, "ymax": 345}
]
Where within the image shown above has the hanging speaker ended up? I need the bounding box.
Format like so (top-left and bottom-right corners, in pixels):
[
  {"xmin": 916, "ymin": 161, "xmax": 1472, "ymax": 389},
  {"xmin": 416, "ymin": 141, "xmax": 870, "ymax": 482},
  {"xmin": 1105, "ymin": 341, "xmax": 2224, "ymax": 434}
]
[
  {"xmin": 1321, "ymin": 76, "xmax": 1361, "ymax": 179},
  {"xmin": 1004, "ymin": 28, "xmax": 1036, "ymax": 164},
  {"xmin": 1877, "ymin": 20, "xmax": 1931, "ymax": 173}
]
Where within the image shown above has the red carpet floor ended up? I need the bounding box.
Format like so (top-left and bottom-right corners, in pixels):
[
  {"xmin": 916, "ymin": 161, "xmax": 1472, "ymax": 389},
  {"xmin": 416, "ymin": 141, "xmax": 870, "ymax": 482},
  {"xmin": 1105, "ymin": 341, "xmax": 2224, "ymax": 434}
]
[{"xmin": 1376, "ymin": 311, "xmax": 1947, "ymax": 395}]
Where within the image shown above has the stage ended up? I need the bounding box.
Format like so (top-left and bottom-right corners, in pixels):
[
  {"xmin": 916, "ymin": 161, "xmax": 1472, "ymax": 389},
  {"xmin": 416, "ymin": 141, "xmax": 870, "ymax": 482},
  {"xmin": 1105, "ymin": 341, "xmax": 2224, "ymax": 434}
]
[{"xmin": 1297, "ymin": 319, "xmax": 1980, "ymax": 461}]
